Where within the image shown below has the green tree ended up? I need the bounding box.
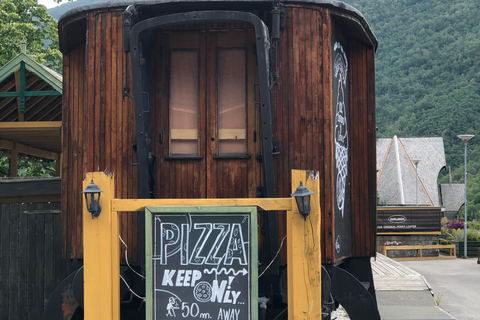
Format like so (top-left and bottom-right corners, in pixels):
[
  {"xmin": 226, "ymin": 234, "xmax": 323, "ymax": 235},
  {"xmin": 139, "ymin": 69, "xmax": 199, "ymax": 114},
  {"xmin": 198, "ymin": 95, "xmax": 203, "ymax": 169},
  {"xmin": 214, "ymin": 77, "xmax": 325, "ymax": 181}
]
[
  {"xmin": 0, "ymin": 152, "xmax": 56, "ymax": 177},
  {"xmin": 0, "ymin": 0, "xmax": 61, "ymax": 71},
  {"xmin": 0, "ymin": 0, "xmax": 61, "ymax": 178},
  {"xmin": 344, "ymin": 0, "xmax": 480, "ymax": 220}
]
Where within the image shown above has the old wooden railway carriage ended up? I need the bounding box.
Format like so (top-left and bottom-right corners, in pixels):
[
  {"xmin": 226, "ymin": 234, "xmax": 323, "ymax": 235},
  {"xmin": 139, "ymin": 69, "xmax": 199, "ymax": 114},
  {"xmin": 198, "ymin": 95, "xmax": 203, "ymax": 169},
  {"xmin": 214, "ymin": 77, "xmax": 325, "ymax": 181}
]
[{"xmin": 56, "ymin": 0, "xmax": 378, "ymax": 319}]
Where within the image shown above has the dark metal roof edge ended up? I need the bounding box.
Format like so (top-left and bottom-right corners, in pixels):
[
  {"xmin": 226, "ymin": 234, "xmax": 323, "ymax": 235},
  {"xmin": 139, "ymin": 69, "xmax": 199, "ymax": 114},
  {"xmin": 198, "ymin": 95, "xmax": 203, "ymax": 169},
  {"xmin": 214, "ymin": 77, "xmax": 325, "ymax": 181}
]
[{"xmin": 58, "ymin": 0, "xmax": 376, "ymax": 47}]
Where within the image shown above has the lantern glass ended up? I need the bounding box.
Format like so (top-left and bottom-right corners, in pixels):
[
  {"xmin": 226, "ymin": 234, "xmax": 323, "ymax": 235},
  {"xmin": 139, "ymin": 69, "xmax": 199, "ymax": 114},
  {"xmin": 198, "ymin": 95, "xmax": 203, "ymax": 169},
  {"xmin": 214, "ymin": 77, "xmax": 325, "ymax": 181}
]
[
  {"xmin": 84, "ymin": 192, "xmax": 101, "ymax": 213},
  {"xmin": 291, "ymin": 181, "xmax": 314, "ymax": 220},
  {"xmin": 302, "ymin": 196, "xmax": 312, "ymax": 214},
  {"xmin": 82, "ymin": 179, "xmax": 103, "ymax": 218}
]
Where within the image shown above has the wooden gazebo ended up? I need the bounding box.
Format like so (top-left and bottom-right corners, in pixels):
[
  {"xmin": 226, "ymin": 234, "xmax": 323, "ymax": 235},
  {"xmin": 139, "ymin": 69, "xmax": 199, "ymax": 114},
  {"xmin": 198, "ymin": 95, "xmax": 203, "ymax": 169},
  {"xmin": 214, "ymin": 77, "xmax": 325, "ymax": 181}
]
[{"xmin": 0, "ymin": 43, "xmax": 62, "ymax": 179}]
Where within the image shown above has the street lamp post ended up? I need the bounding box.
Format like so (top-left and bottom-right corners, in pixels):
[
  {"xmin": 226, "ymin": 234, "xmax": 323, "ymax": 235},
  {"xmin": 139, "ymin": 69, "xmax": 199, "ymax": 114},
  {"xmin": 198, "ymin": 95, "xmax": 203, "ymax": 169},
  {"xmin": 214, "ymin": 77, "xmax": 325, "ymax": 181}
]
[
  {"xmin": 457, "ymin": 134, "xmax": 474, "ymax": 259},
  {"xmin": 412, "ymin": 160, "xmax": 420, "ymax": 206}
]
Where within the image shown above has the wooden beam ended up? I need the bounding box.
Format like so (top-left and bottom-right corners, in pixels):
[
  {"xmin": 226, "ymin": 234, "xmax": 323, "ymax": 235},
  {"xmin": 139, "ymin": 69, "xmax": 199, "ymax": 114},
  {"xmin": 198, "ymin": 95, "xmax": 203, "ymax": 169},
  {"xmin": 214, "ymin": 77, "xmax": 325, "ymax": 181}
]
[
  {"xmin": 0, "ymin": 102, "xmax": 16, "ymax": 121},
  {"xmin": 83, "ymin": 172, "xmax": 119, "ymax": 320},
  {"xmin": 288, "ymin": 170, "xmax": 322, "ymax": 319},
  {"xmin": 36, "ymin": 99, "xmax": 62, "ymax": 121},
  {"xmin": 0, "ymin": 139, "xmax": 59, "ymax": 160},
  {"xmin": 0, "ymin": 74, "xmax": 44, "ymax": 121},
  {"xmin": 20, "ymin": 61, "xmax": 26, "ymax": 114},
  {"xmin": 0, "ymin": 195, "xmax": 61, "ymax": 204},
  {"xmin": 0, "ymin": 78, "xmax": 16, "ymax": 92},
  {"xmin": 0, "ymin": 177, "xmax": 61, "ymax": 197},
  {"xmin": 9, "ymin": 142, "xmax": 18, "ymax": 177},
  {"xmin": 0, "ymin": 139, "xmax": 15, "ymax": 150},
  {"xmin": 0, "ymin": 121, "xmax": 61, "ymax": 131},
  {"xmin": 377, "ymin": 206, "xmax": 442, "ymax": 211},
  {"xmin": 48, "ymin": 105, "xmax": 62, "ymax": 121},
  {"xmin": 111, "ymin": 197, "xmax": 293, "ymax": 212},
  {"xmin": 0, "ymin": 91, "xmax": 61, "ymax": 98},
  {"xmin": 18, "ymin": 144, "xmax": 59, "ymax": 160},
  {"xmin": 14, "ymin": 70, "xmax": 24, "ymax": 121},
  {"xmin": 25, "ymin": 95, "xmax": 58, "ymax": 120},
  {"xmin": 21, "ymin": 81, "xmax": 50, "ymax": 116},
  {"xmin": 377, "ymin": 232, "xmax": 441, "ymax": 235}
]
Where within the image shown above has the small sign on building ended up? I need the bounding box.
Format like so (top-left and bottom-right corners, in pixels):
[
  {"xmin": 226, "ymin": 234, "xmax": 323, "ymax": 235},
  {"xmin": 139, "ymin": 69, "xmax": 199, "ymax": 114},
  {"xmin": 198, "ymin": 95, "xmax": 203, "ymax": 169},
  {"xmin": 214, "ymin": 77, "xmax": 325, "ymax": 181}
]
[{"xmin": 377, "ymin": 207, "xmax": 442, "ymax": 232}]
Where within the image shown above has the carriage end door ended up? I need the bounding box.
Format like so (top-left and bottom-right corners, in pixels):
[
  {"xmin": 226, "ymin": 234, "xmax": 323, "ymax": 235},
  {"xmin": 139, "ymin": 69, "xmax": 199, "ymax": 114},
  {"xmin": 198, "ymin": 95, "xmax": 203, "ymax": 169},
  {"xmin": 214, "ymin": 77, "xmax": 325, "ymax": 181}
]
[{"xmin": 154, "ymin": 27, "xmax": 260, "ymax": 199}]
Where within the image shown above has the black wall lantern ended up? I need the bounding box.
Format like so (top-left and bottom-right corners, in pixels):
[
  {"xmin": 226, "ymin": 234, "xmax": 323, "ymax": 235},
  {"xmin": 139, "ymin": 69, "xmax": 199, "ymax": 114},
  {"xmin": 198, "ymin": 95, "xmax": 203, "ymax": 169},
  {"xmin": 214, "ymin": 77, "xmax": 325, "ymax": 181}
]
[
  {"xmin": 291, "ymin": 181, "xmax": 314, "ymax": 221},
  {"xmin": 83, "ymin": 179, "xmax": 103, "ymax": 219}
]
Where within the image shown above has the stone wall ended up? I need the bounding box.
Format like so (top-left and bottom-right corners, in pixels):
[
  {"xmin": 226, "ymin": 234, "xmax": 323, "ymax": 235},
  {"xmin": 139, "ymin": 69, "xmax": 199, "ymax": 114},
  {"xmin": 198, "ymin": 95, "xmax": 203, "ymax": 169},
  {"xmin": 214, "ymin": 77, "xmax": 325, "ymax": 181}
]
[{"xmin": 377, "ymin": 234, "xmax": 440, "ymax": 258}]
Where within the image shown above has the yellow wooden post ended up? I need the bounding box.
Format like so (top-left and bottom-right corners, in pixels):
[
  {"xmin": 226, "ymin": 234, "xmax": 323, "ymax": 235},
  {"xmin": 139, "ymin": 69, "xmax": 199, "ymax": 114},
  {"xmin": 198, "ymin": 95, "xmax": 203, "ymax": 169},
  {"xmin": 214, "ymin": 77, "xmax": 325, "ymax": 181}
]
[
  {"xmin": 287, "ymin": 169, "xmax": 322, "ymax": 319},
  {"xmin": 83, "ymin": 172, "xmax": 119, "ymax": 320}
]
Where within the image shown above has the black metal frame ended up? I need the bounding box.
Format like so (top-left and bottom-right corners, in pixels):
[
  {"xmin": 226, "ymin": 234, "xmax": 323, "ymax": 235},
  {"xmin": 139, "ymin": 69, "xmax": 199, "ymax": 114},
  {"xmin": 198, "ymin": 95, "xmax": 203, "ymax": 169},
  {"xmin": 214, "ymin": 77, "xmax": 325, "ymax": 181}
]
[
  {"xmin": 125, "ymin": 9, "xmax": 279, "ymax": 266},
  {"xmin": 328, "ymin": 258, "xmax": 381, "ymax": 320}
]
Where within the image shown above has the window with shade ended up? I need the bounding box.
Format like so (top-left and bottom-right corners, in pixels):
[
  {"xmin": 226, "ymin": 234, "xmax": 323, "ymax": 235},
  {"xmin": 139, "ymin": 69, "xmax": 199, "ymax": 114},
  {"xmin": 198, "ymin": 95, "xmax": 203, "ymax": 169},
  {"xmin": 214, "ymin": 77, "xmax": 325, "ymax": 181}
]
[
  {"xmin": 168, "ymin": 45, "xmax": 248, "ymax": 157},
  {"xmin": 169, "ymin": 50, "xmax": 199, "ymax": 155},
  {"xmin": 217, "ymin": 48, "xmax": 247, "ymax": 155}
]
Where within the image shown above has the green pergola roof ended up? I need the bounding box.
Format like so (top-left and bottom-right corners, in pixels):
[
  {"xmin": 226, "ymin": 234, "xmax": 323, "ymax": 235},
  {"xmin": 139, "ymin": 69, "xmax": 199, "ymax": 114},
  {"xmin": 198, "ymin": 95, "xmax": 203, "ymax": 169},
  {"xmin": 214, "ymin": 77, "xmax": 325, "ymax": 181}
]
[
  {"xmin": 0, "ymin": 52, "xmax": 62, "ymax": 122},
  {"xmin": 0, "ymin": 53, "xmax": 62, "ymax": 92},
  {"xmin": 0, "ymin": 53, "xmax": 62, "ymax": 115},
  {"xmin": 0, "ymin": 52, "xmax": 63, "ymax": 169}
]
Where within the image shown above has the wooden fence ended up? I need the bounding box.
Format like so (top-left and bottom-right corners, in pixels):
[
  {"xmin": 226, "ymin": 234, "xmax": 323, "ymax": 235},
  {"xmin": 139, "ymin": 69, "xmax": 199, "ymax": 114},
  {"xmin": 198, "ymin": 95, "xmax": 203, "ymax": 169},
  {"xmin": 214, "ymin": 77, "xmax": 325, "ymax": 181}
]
[{"xmin": 0, "ymin": 202, "xmax": 75, "ymax": 320}]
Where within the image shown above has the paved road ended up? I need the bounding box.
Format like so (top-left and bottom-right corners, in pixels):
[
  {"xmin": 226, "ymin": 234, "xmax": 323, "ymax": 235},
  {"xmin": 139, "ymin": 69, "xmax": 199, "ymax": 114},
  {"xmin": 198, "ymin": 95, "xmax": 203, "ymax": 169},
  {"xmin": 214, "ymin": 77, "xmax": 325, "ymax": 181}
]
[{"xmin": 402, "ymin": 258, "xmax": 480, "ymax": 320}]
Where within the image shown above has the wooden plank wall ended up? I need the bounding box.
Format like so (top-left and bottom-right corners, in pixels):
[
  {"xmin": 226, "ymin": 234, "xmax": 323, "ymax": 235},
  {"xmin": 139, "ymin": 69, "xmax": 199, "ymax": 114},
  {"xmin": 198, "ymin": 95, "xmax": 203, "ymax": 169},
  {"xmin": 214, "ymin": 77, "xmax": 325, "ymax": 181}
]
[
  {"xmin": 349, "ymin": 40, "xmax": 377, "ymax": 258},
  {"xmin": 273, "ymin": 6, "xmax": 376, "ymax": 263},
  {"xmin": 272, "ymin": 6, "xmax": 334, "ymax": 263},
  {"xmin": 0, "ymin": 202, "xmax": 72, "ymax": 320},
  {"xmin": 61, "ymin": 7, "xmax": 376, "ymax": 265},
  {"xmin": 62, "ymin": 10, "xmax": 139, "ymax": 262},
  {"xmin": 62, "ymin": 39, "xmax": 85, "ymax": 260}
]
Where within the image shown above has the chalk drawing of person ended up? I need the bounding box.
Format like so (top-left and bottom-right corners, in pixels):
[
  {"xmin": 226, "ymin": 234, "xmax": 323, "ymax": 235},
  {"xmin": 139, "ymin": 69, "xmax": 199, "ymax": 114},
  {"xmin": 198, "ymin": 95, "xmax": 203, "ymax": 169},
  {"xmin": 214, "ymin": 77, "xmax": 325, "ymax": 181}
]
[
  {"xmin": 333, "ymin": 42, "xmax": 349, "ymax": 219},
  {"xmin": 166, "ymin": 297, "xmax": 179, "ymax": 317}
]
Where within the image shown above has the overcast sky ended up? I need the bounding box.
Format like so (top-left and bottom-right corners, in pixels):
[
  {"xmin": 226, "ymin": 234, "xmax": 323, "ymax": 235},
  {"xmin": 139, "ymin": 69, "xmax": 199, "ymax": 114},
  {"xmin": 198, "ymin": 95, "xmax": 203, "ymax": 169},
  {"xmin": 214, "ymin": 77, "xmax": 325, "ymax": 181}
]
[{"xmin": 38, "ymin": 0, "xmax": 61, "ymax": 9}]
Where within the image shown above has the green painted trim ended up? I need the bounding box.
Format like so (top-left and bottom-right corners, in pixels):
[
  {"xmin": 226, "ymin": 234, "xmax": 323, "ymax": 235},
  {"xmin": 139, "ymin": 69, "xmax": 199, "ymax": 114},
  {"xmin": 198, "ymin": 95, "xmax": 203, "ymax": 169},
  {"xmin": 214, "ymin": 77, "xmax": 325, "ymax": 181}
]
[
  {"xmin": 20, "ymin": 61, "xmax": 26, "ymax": 113},
  {"xmin": 250, "ymin": 207, "xmax": 258, "ymax": 320},
  {"xmin": 0, "ymin": 91, "xmax": 62, "ymax": 97},
  {"xmin": 145, "ymin": 205, "xmax": 259, "ymax": 320},
  {"xmin": 145, "ymin": 208, "xmax": 153, "ymax": 320},
  {"xmin": 0, "ymin": 53, "xmax": 62, "ymax": 93}
]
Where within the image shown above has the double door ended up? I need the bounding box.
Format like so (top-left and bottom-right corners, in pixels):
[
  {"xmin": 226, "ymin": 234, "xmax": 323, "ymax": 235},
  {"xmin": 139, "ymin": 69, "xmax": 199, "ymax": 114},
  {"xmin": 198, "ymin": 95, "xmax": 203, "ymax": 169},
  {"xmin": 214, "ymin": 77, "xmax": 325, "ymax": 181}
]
[{"xmin": 152, "ymin": 26, "xmax": 261, "ymax": 199}]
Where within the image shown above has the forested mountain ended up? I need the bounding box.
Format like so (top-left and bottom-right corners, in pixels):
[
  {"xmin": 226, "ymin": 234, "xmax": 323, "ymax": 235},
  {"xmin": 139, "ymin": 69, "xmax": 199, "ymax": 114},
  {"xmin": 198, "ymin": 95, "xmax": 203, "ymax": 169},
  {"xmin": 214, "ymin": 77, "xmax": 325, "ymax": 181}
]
[
  {"xmin": 343, "ymin": 0, "xmax": 480, "ymax": 219},
  {"xmin": 47, "ymin": 0, "xmax": 106, "ymax": 20},
  {"xmin": 48, "ymin": 0, "xmax": 480, "ymax": 219}
]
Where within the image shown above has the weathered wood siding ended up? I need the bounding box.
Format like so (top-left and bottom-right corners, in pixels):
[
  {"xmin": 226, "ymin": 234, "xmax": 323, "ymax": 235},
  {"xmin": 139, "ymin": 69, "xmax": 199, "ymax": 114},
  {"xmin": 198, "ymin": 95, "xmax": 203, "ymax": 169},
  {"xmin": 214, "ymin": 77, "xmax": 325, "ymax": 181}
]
[
  {"xmin": 272, "ymin": 6, "xmax": 376, "ymax": 263},
  {"xmin": 0, "ymin": 203, "xmax": 72, "ymax": 320},
  {"xmin": 62, "ymin": 10, "xmax": 139, "ymax": 262},
  {"xmin": 349, "ymin": 40, "xmax": 377, "ymax": 258},
  {"xmin": 61, "ymin": 6, "xmax": 376, "ymax": 264},
  {"xmin": 272, "ymin": 6, "xmax": 333, "ymax": 262}
]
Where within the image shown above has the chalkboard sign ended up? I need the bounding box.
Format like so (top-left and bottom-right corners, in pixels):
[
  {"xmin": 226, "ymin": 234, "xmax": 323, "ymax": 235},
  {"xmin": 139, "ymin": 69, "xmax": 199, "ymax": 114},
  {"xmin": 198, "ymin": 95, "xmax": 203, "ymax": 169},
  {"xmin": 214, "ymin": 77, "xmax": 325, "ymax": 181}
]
[{"xmin": 145, "ymin": 206, "xmax": 258, "ymax": 320}]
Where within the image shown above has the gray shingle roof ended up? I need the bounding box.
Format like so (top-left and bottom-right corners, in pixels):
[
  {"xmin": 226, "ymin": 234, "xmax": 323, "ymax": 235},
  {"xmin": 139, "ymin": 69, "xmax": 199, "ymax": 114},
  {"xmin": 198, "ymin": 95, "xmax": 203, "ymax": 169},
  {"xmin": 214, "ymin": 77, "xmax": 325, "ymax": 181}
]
[
  {"xmin": 377, "ymin": 136, "xmax": 446, "ymax": 206},
  {"xmin": 440, "ymin": 183, "xmax": 465, "ymax": 212}
]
